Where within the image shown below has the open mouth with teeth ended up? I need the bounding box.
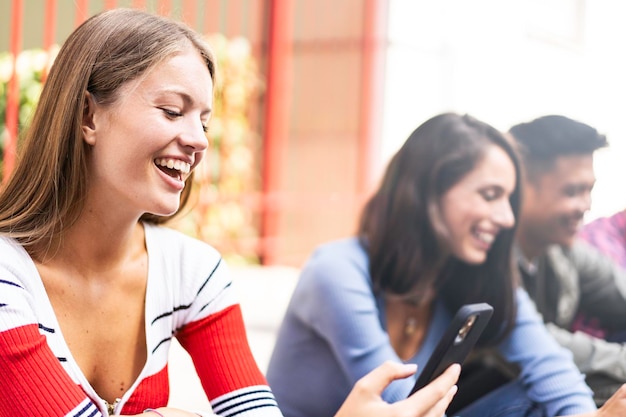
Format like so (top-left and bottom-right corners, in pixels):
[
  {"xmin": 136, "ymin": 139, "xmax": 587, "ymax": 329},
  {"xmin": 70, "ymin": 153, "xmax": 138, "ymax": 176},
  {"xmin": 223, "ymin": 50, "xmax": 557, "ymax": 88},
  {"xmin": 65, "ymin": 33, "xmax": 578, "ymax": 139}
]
[
  {"xmin": 155, "ymin": 158, "xmax": 191, "ymax": 181},
  {"xmin": 473, "ymin": 229, "xmax": 495, "ymax": 245}
]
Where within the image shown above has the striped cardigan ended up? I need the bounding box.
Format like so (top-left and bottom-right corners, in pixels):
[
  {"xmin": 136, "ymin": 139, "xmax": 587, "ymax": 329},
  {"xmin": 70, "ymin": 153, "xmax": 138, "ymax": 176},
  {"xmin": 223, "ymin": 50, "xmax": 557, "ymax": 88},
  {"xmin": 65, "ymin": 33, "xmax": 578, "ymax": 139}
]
[{"xmin": 0, "ymin": 223, "xmax": 283, "ymax": 417}]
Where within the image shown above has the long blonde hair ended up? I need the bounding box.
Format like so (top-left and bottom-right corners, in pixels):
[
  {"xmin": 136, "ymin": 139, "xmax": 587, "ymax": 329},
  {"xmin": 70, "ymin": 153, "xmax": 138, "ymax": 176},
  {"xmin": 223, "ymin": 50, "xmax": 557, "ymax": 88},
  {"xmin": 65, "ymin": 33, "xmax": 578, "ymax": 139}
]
[{"xmin": 0, "ymin": 8, "xmax": 215, "ymax": 251}]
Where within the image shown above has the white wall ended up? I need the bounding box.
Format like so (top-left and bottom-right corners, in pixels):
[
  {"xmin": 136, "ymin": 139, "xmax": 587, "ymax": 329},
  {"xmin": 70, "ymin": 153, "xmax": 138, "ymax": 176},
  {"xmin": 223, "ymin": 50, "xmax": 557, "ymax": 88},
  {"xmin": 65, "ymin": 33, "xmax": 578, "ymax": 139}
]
[{"xmin": 381, "ymin": 0, "xmax": 626, "ymax": 220}]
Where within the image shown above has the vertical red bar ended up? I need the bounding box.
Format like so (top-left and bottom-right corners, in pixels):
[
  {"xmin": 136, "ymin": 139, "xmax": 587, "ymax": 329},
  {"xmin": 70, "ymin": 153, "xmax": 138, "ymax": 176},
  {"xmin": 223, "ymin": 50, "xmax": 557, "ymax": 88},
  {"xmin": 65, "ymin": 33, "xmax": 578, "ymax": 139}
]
[
  {"xmin": 226, "ymin": 0, "xmax": 243, "ymax": 37},
  {"xmin": 158, "ymin": 0, "xmax": 172, "ymax": 16},
  {"xmin": 181, "ymin": 0, "xmax": 198, "ymax": 28},
  {"xmin": 43, "ymin": 0, "xmax": 57, "ymax": 48},
  {"xmin": 3, "ymin": 0, "xmax": 24, "ymax": 182},
  {"xmin": 204, "ymin": 1, "xmax": 221, "ymax": 34},
  {"xmin": 260, "ymin": 0, "xmax": 293, "ymax": 264},
  {"xmin": 42, "ymin": 0, "xmax": 57, "ymax": 82},
  {"xmin": 104, "ymin": 0, "xmax": 117, "ymax": 9},
  {"xmin": 357, "ymin": 0, "xmax": 388, "ymax": 197},
  {"xmin": 74, "ymin": 0, "xmax": 89, "ymax": 27}
]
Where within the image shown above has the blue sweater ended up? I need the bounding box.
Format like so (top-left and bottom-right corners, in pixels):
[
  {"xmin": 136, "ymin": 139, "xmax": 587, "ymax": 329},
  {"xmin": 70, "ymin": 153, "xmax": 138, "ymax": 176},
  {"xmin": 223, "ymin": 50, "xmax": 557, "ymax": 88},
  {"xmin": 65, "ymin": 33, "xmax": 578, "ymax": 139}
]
[{"xmin": 266, "ymin": 238, "xmax": 596, "ymax": 417}]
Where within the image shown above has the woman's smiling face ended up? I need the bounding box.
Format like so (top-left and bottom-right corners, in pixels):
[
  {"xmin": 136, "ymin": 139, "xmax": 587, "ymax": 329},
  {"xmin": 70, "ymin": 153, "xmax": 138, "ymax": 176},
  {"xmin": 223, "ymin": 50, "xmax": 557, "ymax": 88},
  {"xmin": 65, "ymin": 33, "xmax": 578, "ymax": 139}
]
[
  {"xmin": 82, "ymin": 45, "xmax": 213, "ymax": 218},
  {"xmin": 439, "ymin": 144, "xmax": 517, "ymax": 264}
]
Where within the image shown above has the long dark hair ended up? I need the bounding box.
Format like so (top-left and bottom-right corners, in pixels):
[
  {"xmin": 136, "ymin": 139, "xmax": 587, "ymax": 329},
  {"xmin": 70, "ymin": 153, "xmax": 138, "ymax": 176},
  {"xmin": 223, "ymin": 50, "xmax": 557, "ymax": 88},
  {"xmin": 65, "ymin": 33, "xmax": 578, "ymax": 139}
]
[{"xmin": 359, "ymin": 113, "xmax": 522, "ymax": 344}]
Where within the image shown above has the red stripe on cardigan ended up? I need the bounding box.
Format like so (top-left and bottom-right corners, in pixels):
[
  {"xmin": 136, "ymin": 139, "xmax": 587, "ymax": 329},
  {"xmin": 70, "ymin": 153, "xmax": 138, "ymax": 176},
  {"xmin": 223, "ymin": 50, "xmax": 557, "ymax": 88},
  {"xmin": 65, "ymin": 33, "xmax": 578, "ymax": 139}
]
[
  {"xmin": 120, "ymin": 365, "xmax": 169, "ymax": 414},
  {"xmin": 0, "ymin": 324, "xmax": 90, "ymax": 417},
  {"xmin": 176, "ymin": 303, "xmax": 267, "ymax": 400}
]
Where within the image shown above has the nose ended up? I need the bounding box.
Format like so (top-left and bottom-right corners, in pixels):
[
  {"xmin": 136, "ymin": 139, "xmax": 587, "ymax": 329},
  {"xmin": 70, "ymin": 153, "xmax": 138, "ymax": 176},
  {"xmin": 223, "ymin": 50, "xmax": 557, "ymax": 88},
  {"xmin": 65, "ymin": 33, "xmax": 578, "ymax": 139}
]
[
  {"xmin": 179, "ymin": 118, "xmax": 209, "ymax": 153},
  {"xmin": 493, "ymin": 200, "xmax": 515, "ymax": 229},
  {"xmin": 577, "ymin": 191, "xmax": 592, "ymax": 215}
]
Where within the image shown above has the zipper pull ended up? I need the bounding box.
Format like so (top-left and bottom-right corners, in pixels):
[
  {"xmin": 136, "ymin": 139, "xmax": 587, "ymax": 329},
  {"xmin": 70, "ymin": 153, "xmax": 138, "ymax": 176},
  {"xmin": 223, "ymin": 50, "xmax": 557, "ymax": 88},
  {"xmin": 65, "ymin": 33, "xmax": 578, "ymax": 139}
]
[{"xmin": 104, "ymin": 398, "xmax": 121, "ymax": 415}]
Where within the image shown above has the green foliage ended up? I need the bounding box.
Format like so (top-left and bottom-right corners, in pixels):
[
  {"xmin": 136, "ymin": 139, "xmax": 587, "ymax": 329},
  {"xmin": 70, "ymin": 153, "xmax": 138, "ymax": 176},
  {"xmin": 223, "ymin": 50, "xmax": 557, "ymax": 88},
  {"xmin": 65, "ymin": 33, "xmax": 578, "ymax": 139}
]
[
  {"xmin": 0, "ymin": 39, "xmax": 263, "ymax": 264},
  {"xmin": 0, "ymin": 47, "xmax": 57, "ymax": 179},
  {"xmin": 169, "ymin": 34, "xmax": 265, "ymax": 265}
]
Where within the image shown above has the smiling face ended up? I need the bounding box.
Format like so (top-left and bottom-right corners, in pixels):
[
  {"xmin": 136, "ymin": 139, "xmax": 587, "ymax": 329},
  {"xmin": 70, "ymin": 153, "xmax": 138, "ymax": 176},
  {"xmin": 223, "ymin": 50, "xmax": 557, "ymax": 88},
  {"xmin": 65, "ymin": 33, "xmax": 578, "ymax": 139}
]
[
  {"xmin": 439, "ymin": 144, "xmax": 517, "ymax": 264},
  {"xmin": 519, "ymin": 154, "xmax": 595, "ymax": 256},
  {"xmin": 82, "ymin": 45, "xmax": 213, "ymax": 218}
]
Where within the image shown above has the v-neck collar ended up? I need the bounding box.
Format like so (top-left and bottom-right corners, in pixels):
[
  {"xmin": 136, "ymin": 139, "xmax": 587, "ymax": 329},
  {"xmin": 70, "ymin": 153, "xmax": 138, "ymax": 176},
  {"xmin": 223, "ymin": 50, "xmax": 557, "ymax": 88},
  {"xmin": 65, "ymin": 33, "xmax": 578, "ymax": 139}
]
[{"xmin": 16, "ymin": 223, "xmax": 155, "ymax": 415}]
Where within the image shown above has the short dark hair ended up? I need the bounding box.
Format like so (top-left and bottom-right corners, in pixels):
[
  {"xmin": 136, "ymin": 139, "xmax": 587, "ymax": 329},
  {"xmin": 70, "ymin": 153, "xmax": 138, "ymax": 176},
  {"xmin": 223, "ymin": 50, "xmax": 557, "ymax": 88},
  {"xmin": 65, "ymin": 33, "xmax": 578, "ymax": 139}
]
[{"xmin": 509, "ymin": 115, "xmax": 607, "ymax": 180}]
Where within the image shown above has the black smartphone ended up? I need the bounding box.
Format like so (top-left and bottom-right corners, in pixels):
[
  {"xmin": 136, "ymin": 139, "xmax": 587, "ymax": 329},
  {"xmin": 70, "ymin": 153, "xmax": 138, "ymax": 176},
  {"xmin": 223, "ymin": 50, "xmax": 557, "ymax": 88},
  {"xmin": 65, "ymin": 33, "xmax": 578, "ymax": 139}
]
[{"xmin": 408, "ymin": 302, "xmax": 493, "ymax": 396}]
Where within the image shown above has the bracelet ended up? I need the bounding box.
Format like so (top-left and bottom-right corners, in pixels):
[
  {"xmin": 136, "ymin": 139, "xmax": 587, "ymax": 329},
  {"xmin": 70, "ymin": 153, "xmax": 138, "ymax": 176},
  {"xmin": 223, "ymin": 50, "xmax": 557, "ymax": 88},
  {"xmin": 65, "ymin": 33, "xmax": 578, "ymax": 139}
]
[{"xmin": 144, "ymin": 409, "xmax": 165, "ymax": 417}]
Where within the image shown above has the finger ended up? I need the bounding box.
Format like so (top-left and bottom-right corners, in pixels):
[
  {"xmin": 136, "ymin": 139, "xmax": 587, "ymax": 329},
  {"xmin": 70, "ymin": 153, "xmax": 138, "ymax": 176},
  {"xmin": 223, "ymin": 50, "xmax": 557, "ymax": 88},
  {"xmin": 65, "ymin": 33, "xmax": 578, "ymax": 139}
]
[
  {"xmin": 391, "ymin": 380, "xmax": 458, "ymax": 417},
  {"xmin": 422, "ymin": 384, "xmax": 458, "ymax": 417},
  {"xmin": 598, "ymin": 384, "xmax": 626, "ymax": 416},
  {"xmin": 405, "ymin": 364, "xmax": 460, "ymax": 411},
  {"xmin": 358, "ymin": 361, "xmax": 418, "ymax": 394}
]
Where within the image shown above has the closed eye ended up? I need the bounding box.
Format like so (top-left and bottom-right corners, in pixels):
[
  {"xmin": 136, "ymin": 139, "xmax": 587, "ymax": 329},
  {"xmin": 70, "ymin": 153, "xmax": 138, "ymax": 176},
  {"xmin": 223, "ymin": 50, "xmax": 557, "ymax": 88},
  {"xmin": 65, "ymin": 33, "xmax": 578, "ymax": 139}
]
[
  {"xmin": 480, "ymin": 187, "xmax": 504, "ymax": 202},
  {"xmin": 160, "ymin": 108, "xmax": 182, "ymax": 118},
  {"xmin": 564, "ymin": 184, "xmax": 594, "ymax": 198},
  {"xmin": 159, "ymin": 107, "xmax": 209, "ymax": 133}
]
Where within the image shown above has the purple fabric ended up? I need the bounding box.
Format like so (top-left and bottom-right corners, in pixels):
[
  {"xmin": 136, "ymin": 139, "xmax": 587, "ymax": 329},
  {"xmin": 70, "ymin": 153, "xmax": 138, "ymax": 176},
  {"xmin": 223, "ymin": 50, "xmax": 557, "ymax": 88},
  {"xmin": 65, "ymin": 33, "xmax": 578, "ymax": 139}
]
[
  {"xmin": 579, "ymin": 210, "xmax": 626, "ymax": 269},
  {"xmin": 575, "ymin": 210, "xmax": 626, "ymax": 341}
]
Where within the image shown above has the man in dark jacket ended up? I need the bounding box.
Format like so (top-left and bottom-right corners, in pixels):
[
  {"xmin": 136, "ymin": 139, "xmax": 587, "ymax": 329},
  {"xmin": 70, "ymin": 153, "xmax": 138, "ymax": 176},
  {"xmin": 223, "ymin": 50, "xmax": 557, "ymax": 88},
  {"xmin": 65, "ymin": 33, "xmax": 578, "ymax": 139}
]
[{"xmin": 510, "ymin": 115, "xmax": 626, "ymax": 405}]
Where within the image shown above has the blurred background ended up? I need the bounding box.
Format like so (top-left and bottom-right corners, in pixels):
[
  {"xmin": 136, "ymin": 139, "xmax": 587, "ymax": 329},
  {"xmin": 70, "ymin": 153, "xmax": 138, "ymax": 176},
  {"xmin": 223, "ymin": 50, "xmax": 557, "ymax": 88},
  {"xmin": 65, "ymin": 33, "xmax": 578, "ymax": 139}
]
[{"xmin": 2, "ymin": 0, "xmax": 625, "ymax": 268}]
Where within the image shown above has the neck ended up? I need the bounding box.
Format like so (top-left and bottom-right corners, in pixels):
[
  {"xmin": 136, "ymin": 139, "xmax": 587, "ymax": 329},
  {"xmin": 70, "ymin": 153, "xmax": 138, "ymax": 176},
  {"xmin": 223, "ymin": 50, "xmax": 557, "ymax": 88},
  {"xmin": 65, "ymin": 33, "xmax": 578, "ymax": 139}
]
[
  {"xmin": 385, "ymin": 286, "xmax": 435, "ymax": 308},
  {"xmin": 32, "ymin": 211, "xmax": 145, "ymax": 274},
  {"xmin": 386, "ymin": 296, "xmax": 433, "ymax": 361},
  {"xmin": 516, "ymin": 231, "xmax": 546, "ymax": 261}
]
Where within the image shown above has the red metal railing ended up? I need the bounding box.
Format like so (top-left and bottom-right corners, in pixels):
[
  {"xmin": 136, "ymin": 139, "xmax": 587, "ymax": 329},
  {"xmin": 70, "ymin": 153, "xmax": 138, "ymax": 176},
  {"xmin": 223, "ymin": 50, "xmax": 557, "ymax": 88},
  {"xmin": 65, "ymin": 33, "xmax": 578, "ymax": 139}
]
[
  {"xmin": 2, "ymin": 0, "xmax": 386, "ymax": 266},
  {"xmin": 2, "ymin": 0, "xmax": 262, "ymax": 183},
  {"xmin": 260, "ymin": 0, "xmax": 293, "ymax": 265},
  {"xmin": 4, "ymin": 0, "xmax": 23, "ymax": 179},
  {"xmin": 1, "ymin": 0, "xmax": 280, "ymax": 264}
]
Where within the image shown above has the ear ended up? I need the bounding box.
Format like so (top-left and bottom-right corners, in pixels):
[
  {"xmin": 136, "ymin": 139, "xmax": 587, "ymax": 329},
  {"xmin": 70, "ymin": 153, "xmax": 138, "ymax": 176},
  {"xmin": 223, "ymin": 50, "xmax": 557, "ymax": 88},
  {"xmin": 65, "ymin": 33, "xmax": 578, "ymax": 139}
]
[
  {"xmin": 520, "ymin": 179, "xmax": 540, "ymax": 210},
  {"xmin": 522, "ymin": 175, "xmax": 541, "ymax": 196},
  {"xmin": 81, "ymin": 91, "xmax": 97, "ymax": 146}
]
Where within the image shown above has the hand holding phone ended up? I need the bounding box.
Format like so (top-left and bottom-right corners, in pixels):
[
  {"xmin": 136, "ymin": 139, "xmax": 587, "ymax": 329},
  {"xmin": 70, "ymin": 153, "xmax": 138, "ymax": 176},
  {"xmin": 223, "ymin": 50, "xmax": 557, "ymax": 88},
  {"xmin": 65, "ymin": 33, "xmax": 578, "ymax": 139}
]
[{"xmin": 408, "ymin": 303, "xmax": 493, "ymax": 396}]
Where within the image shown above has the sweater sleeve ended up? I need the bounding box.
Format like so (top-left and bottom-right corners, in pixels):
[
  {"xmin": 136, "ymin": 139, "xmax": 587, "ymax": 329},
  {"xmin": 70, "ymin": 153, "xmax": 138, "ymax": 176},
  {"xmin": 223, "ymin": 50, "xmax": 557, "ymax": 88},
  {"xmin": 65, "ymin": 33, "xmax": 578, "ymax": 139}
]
[
  {"xmin": 498, "ymin": 288, "xmax": 596, "ymax": 417},
  {"xmin": 545, "ymin": 243, "xmax": 626, "ymax": 384},
  {"xmin": 569, "ymin": 241, "xmax": 626, "ymax": 330},
  {"xmin": 175, "ymin": 257, "xmax": 284, "ymax": 417},
  {"xmin": 291, "ymin": 248, "xmax": 414, "ymax": 403},
  {"xmin": 547, "ymin": 322, "xmax": 626, "ymax": 382},
  {"xmin": 0, "ymin": 263, "xmax": 103, "ymax": 417}
]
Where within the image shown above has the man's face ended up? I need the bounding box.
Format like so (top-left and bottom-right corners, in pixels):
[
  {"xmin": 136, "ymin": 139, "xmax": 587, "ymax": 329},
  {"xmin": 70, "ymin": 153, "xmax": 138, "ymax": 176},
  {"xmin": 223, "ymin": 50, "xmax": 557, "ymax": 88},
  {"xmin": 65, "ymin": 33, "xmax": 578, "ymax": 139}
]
[{"xmin": 521, "ymin": 154, "xmax": 595, "ymax": 250}]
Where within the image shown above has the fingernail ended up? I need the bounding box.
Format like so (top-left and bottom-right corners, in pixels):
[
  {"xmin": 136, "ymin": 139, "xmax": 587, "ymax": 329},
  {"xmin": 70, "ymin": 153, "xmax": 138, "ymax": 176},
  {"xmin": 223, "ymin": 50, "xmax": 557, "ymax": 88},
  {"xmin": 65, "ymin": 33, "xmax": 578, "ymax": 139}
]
[{"xmin": 404, "ymin": 363, "xmax": 418, "ymax": 371}]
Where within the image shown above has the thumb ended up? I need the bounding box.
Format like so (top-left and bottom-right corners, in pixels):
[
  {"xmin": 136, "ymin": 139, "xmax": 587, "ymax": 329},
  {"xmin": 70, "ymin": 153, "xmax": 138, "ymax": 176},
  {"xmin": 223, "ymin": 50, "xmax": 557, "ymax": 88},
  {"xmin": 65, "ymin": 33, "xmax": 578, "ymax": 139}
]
[{"xmin": 358, "ymin": 361, "xmax": 418, "ymax": 393}]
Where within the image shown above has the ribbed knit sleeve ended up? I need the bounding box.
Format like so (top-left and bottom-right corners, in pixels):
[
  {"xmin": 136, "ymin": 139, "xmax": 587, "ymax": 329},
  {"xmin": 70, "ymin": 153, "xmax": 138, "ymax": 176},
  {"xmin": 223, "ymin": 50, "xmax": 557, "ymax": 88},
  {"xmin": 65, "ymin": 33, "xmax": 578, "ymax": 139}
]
[
  {"xmin": 0, "ymin": 325, "xmax": 102, "ymax": 417},
  {"xmin": 146, "ymin": 225, "xmax": 284, "ymax": 417},
  {"xmin": 178, "ymin": 305, "xmax": 280, "ymax": 416},
  {"xmin": 0, "ymin": 238, "xmax": 104, "ymax": 417},
  {"xmin": 267, "ymin": 238, "xmax": 424, "ymax": 417},
  {"xmin": 498, "ymin": 289, "xmax": 597, "ymax": 416}
]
